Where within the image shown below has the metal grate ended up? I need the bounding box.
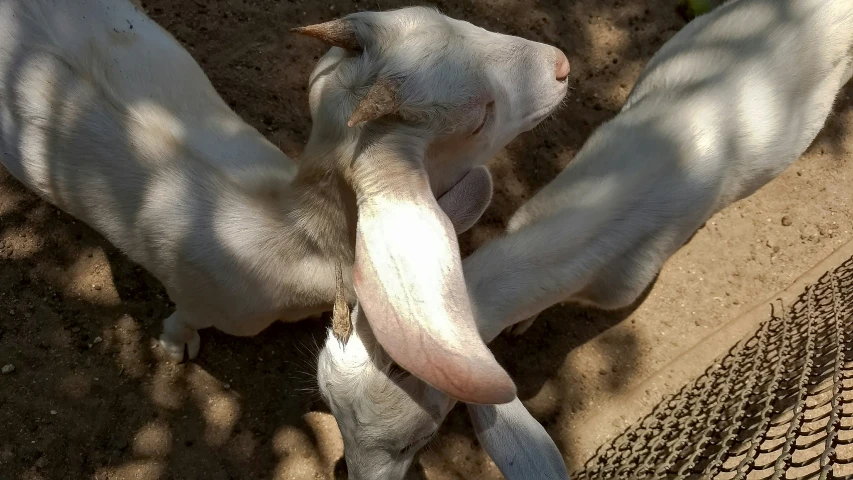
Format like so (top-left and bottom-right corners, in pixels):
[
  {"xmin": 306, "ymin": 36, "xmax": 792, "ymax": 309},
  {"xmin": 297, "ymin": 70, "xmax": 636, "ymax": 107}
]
[{"xmin": 573, "ymin": 256, "xmax": 853, "ymax": 480}]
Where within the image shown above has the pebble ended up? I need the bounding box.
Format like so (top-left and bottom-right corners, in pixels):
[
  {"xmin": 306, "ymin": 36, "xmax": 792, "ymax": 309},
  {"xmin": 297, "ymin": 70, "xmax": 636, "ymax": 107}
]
[
  {"xmin": 781, "ymin": 215, "xmax": 793, "ymax": 226},
  {"xmin": 1, "ymin": 364, "xmax": 15, "ymax": 374},
  {"xmin": 93, "ymin": 336, "xmax": 103, "ymax": 344},
  {"xmin": 223, "ymin": 383, "xmax": 231, "ymax": 390},
  {"xmin": 50, "ymin": 410, "xmax": 57, "ymax": 415},
  {"xmin": 71, "ymin": 326, "xmax": 81, "ymax": 333},
  {"xmin": 93, "ymin": 284, "xmax": 102, "ymax": 291}
]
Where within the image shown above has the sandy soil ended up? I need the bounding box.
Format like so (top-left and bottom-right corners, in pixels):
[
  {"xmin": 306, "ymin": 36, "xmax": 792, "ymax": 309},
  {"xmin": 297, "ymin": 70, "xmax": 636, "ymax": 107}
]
[{"xmin": 1, "ymin": 0, "xmax": 851, "ymax": 479}]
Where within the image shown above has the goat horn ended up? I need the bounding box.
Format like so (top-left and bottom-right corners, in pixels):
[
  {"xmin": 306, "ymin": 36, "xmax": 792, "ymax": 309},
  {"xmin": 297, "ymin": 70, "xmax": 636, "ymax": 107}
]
[
  {"xmin": 348, "ymin": 77, "xmax": 402, "ymax": 127},
  {"xmin": 331, "ymin": 262, "xmax": 352, "ymax": 344},
  {"xmin": 291, "ymin": 20, "xmax": 361, "ymax": 51}
]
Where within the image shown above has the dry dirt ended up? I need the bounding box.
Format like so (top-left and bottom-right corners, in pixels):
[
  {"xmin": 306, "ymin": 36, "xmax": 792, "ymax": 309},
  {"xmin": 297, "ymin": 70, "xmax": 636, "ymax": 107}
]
[{"xmin": 1, "ymin": 0, "xmax": 852, "ymax": 479}]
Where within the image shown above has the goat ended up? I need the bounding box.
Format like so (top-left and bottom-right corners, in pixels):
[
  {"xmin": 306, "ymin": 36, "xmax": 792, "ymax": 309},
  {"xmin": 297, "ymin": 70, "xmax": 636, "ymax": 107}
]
[
  {"xmin": 318, "ymin": 0, "xmax": 853, "ymax": 477},
  {"xmin": 0, "ymin": 1, "xmax": 568, "ymax": 404}
]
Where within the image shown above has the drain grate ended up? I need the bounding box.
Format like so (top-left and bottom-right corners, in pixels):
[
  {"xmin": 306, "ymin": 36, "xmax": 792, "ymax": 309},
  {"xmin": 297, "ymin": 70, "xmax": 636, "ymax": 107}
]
[{"xmin": 573, "ymin": 256, "xmax": 853, "ymax": 480}]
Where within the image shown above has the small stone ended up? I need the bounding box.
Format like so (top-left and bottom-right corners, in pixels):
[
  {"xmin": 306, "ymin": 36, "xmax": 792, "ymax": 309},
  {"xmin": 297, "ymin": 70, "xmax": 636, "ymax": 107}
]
[
  {"xmin": 71, "ymin": 326, "xmax": 81, "ymax": 333},
  {"xmin": 1, "ymin": 364, "xmax": 15, "ymax": 374},
  {"xmin": 781, "ymin": 215, "xmax": 793, "ymax": 226},
  {"xmin": 93, "ymin": 336, "xmax": 103, "ymax": 344},
  {"xmin": 765, "ymin": 238, "xmax": 776, "ymax": 249},
  {"xmin": 50, "ymin": 410, "xmax": 57, "ymax": 415},
  {"xmin": 598, "ymin": 368, "xmax": 608, "ymax": 376},
  {"xmin": 34, "ymin": 456, "xmax": 47, "ymax": 468},
  {"xmin": 92, "ymin": 284, "xmax": 102, "ymax": 291},
  {"xmin": 223, "ymin": 383, "xmax": 231, "ymax": 390}
]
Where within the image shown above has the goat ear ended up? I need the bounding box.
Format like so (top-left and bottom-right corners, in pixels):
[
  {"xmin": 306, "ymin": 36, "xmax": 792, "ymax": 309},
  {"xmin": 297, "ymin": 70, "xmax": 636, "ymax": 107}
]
[
  {"xmin": 352, "ymin": 158, "xmax": 515, "ymax": 405},
  {"xmin": 348, "ymin": 77, "xmax": 402, "ymax": 127},
  {"xmin": 436, "ymin": 166, "xmax": 493, "ymax": 235},
  {"xmin": 331, "ymin": 262, "xmax": 352, "ymax": 344},
  {"xmin": 291, "ymin": 19, "xmax": 361, "ymax": 51},
  {"xmin": 467, "ymin": 399, "xmax": 570, "ymax": 480}
]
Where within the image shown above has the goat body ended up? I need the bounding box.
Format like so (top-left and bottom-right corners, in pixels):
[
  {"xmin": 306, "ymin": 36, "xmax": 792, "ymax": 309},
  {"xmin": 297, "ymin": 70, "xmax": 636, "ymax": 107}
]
[
  {"xmin": 0, "ymin": 0, "xmax": 355, "ymax": 360},
  {"xmin": 467, "ymin": 0, "xmax": 853, "ymax": 339}
]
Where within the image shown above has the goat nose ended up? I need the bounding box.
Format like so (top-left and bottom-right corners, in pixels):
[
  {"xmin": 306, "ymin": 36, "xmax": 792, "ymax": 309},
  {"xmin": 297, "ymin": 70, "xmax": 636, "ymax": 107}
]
[{"xmin": 555, "ymin": 48, "xmax": 570, "ymax": 81}]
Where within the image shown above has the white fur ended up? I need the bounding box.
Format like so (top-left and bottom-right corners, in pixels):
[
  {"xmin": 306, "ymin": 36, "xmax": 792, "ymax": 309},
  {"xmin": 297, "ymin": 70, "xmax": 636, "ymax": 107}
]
[
  {"xmin": 320, "ymin": 0, "xmax": 853, "ymax": 477},
  {"xmin": 0, "ymin": 1, "xmax": 566, "ymax": 365},
  {"xmin": 468, "ymin": 0, "xmax": 853, "ymax": 335}
]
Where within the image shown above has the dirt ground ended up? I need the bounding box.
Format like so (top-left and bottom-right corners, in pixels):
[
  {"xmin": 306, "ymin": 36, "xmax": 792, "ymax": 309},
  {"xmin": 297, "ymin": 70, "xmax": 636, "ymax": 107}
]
[{"xmin": 1, "ymin": 0, "xmax": 852, "ymax": 479}]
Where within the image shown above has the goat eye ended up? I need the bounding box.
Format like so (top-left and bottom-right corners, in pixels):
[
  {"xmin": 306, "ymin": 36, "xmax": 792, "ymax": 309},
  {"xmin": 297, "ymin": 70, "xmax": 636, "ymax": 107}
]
[
  {"xmin": 401, "ymin": 432, "xmax": 435, "ymax": 454},
  {"xmin": 471, "ymin": 101, "xmax": 494, "ymax": 136}
]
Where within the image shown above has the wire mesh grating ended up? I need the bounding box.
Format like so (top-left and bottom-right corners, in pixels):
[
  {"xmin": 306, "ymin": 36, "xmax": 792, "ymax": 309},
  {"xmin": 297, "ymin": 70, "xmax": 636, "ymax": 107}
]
[{"xmin": 572, "ymin": 255, "xmax": 853, "ymax": 480}]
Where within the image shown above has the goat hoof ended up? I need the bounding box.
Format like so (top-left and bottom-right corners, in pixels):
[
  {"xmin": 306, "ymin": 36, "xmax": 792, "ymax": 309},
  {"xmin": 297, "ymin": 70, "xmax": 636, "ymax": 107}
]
[
  {"xmin": 186, "ymin": 331, "xmax": 201, "ymax": 360},
  {"xmin": 159, "ymin": 335, "xmax": 188, "ymax": 363}
]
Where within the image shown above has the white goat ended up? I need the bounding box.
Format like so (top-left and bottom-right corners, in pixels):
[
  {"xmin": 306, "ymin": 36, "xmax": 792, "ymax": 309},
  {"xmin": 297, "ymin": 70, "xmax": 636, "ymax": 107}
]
[
  {"xmin": 0, "ymin": 1, "xmax": 568, "ymax": 404},
  {"xmin": 319, "ymin": 0, "xmax": 853, "ymax": 477}
]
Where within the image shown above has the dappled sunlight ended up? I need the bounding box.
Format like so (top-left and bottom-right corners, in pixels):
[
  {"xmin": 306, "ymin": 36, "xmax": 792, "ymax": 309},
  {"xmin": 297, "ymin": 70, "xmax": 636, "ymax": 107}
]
[
  {"xmin": 131, "ymin": 419, "xmax": 172, "ymax": 457},
  {"xmin": 147, "ymin": 360, "xmax": 187, "ymax": 411},
  {"xmin": 303, "ymin": 411, "xmax": 344, "ymax": 473},
  {"xmin": 0, "ymin": 225, "xmax": 45, "ymax": 259},
  {"xmin": 523, "ymin": 379, "xmax": 563, "ymax": 417},
  {"xmin": 271, "ymin": 425, "xmax": 324, "ymax": 479},
  {"xmin": 112, "ymin": 314, "xmax": 151, "ymax": 379},
  {"xmin": 0, "ymin": 188, "xmax": 26, "ymax": 216},
  {"xmin": 187, "ymin": 369, "xmax": 241, "ymax": 446},
  {"xmin": 59, "ymin": 253, "xmax": 122, "ymax": 307},
  {"xmin": 126, "ymin": 100, "xmax": 188, "ymax": 165},
  {"xmin": 98, "ymin": 459, "xmax": 166, "ymax": 480}
]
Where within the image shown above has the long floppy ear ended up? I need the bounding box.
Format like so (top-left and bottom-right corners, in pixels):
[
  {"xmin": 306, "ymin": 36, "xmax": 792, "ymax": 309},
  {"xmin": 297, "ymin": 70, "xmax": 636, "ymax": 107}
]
[
  {"xmin": 467, "ymin": 399, "xmax": 570, "ymax": 480},
  {"xmin": 352, "ymin": 153, "xmax": 514, "ymax": 405},
  {"xmin": 436, "ymin": 166, "xmax": 493, "ymax": 235}
]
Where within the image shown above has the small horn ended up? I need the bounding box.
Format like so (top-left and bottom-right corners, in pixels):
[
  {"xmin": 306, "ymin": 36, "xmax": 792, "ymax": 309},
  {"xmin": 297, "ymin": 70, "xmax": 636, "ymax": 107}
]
[
  {"xmin": 331, "ymin": 262, "xmax": 352, "ymax": 344},
  {"xmin": 291, "ymin": 20, "xmax": 361, "ymax": 51},
  {"xmin": 348, "ymin": 77, "xmax": 402, "ymax": 127}
]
